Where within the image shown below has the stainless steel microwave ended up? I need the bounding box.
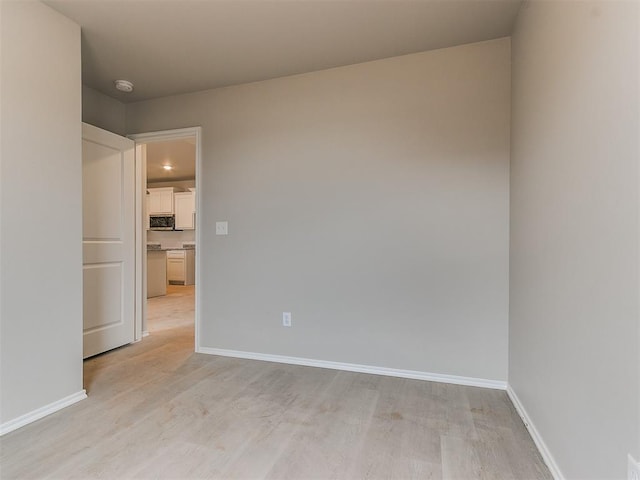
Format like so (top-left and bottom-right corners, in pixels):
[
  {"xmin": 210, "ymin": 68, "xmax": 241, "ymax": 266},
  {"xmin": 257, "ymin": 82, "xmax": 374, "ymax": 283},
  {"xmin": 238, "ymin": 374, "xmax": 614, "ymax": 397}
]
[{"xmin": 149, "ymin": 215, "xmax": 175, "ymax": 231}]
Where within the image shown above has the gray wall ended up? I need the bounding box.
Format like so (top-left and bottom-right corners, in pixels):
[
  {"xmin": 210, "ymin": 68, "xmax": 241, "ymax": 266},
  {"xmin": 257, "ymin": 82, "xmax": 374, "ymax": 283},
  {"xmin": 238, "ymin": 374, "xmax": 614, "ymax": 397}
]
[
  {"xmin": 509, "ymin": 1, "xmax": 639, "ymax": 478},
  {"xmin": 82, "ymin": 84, "xmax": 126, "ymax": 136},
  {"xmin": 0, "ymin": 1, "xmax": 83, "ymax": 423},
  {"xmin": 128, "ymin": 38, "xmax": 511, "ymax": 381}
]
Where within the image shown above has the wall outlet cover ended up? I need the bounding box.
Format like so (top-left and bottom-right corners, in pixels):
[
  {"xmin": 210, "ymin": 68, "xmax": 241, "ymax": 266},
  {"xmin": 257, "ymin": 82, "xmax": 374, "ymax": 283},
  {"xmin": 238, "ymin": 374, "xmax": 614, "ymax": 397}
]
[
  {"xmin": 215, "ymin": 221, "xmax": 228, "ymax": 235},
  {"xmin": 282, "ymin": 312, "xmax": 292, "ymax": 327}
]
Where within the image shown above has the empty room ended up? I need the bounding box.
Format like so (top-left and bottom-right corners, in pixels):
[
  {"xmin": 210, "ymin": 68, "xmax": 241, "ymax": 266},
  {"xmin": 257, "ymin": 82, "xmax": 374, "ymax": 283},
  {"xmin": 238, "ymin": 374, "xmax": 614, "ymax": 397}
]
[{"xmin": 0, "ymin": 1, "xmax": 638, "ymax": 479}]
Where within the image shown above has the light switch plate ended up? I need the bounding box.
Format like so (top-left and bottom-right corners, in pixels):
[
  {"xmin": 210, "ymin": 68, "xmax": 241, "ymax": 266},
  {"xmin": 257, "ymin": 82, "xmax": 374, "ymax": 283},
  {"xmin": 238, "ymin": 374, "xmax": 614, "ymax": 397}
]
[{"xmin": 215, "ymin": 221, "xmax": 228, "ymax": 235}]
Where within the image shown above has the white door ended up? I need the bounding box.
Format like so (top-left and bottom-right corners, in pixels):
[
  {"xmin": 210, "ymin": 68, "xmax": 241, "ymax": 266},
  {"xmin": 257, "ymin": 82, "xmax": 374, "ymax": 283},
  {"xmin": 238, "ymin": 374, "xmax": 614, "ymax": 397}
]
[{"xmin": 82, "ymin": 123, "xmax": 135, "ymax": 358}]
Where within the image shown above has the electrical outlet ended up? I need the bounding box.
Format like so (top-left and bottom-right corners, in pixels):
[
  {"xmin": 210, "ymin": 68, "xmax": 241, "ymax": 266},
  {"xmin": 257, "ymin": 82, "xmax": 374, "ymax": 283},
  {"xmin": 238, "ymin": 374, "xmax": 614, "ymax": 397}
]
[
  {"xmin": 282, "ymin": 312, "xmax": 292, "ymax": 327},
  {"xmin": 629, "ymin": 455, "xmax": 640, "ymax": 480},
  {"xmin": 215, "ymin": 221, "xmax": 228, "ymax": 235}
]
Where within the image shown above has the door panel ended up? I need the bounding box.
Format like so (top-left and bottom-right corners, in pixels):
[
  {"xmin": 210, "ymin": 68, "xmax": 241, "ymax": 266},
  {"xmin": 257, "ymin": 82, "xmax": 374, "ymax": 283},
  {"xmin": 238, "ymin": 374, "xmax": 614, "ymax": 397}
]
[
  {"xmin": 83, "ymin": 264, "xmax": 123, "ymax": 331},
  {"xmin": 82, "ymin": 123, "xmax": 135, "ymax": 358},
  {"xmin": 82, "ymin": 141, "xmax": 123, "ymax": 239}
]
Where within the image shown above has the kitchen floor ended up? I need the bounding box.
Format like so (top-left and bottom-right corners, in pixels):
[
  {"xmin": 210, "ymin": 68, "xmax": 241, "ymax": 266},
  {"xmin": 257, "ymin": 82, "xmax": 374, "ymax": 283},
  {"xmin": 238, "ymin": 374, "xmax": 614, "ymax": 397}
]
[{"xmin": 147, "ymin": 284, "xmax": 195, "ymax": 333}]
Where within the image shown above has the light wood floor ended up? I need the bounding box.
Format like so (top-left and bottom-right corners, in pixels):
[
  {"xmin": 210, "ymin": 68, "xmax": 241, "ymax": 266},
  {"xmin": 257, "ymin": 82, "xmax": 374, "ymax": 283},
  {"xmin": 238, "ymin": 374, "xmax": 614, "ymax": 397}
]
[{"xmin": 1, "ymin": 285, "xmax": 551, "ymax": 479}]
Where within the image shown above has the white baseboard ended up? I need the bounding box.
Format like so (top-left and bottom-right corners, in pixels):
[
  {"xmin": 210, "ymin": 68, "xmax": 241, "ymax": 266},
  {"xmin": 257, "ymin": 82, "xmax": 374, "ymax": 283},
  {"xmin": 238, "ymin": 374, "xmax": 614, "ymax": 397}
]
[
  {"xmin": 133, "ymin": 331, "xmax": 150, "ymax": 343},
  {"xmin": 629, "ymin": 454, "xmax": 640, "ymax": 480},
  {"xmin": 197, "ymin": 347, "xmax": 507, "ymax": 390},
  {"xmin": 0, "ymin": 390, "xmax": 87, "ymax": 436},
  {"xmin": 507, "ymin": 385, "xmax": 565, "ymax": 480}
]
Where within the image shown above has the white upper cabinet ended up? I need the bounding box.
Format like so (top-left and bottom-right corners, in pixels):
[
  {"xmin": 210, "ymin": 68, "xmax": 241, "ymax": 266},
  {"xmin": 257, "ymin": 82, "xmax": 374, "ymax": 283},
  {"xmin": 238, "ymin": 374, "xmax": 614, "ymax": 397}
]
[
  {"xmin": 147, "ymin": 187, "xmax": 177, "ymax": 215},
  {"xmin": 174, "ymin": 189, "xmax": 195, "ymax": 230}
]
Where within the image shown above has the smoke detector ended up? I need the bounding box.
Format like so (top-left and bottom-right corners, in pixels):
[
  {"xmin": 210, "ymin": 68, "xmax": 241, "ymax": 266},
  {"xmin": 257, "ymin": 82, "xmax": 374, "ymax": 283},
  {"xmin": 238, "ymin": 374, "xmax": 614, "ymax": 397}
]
[{"xmin": 114, "ymin": 80, "xmax": 134, "ymax": 93}]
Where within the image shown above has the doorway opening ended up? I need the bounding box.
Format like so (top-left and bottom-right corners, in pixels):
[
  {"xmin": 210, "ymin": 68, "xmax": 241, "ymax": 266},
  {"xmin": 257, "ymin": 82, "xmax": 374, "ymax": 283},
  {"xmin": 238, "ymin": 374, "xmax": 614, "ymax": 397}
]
[{"xmin": 130, "ymin": 127, "xmax": 202, "ymax": 351}]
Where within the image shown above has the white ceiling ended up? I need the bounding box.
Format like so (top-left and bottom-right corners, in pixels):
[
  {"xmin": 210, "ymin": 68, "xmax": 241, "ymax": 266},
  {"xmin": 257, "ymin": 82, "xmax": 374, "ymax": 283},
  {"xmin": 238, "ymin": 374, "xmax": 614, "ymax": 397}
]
[
  {"xmin": 46, "ymin": 0, "xmax": 522, "ymax": 103},
  {"xmin": 145, "ymin": 139, "xmax": 196, "ymax": 182}
]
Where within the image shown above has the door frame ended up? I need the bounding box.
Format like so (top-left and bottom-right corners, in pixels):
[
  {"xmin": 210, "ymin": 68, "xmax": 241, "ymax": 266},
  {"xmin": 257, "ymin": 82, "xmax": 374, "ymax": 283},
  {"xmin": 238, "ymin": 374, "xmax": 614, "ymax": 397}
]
[{"xmin": 128, "ymin": 126, "xmax": 202, "ymax": 351}]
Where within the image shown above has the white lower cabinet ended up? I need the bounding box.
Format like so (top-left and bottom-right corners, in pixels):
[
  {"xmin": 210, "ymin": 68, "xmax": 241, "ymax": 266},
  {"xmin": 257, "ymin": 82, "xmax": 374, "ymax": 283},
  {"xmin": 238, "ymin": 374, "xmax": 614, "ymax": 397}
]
[
  {"xmin": 166, "ymin": 249, "xmax": 195, "ymax": 285},
  {"xmin": 147, "ymin": 250, "xmax": 167, "ymax": 298}
]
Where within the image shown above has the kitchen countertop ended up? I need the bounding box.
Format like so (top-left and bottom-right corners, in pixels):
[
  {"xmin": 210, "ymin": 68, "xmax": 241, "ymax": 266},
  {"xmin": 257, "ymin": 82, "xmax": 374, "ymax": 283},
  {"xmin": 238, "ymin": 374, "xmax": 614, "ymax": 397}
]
[{"xmin": 147, "ymin": 243, "xmax": 195, "ymax": 251}]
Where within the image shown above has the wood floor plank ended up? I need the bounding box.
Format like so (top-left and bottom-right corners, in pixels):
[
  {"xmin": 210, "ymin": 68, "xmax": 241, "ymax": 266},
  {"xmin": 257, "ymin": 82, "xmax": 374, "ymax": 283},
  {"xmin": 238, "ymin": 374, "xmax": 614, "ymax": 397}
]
[
  {"xmin": 345, "ymin": 376, "xmax": 443, "ymax": 479},
  {"xmin": 262, "ymin": 371, "xmax": 381, "ymax": 480},
  {"xmin": 441, "ymin": 434, "xmax": 484, "ymax": 480}
]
